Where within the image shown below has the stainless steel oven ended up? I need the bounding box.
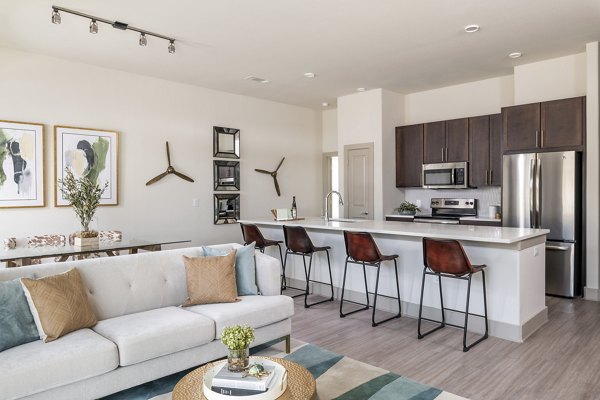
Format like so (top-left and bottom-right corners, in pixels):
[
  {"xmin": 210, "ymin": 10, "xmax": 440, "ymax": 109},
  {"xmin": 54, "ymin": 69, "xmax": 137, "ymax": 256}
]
[{"xmin": 422, "ymin": 162, "xmax": 468, "ymax": 189}]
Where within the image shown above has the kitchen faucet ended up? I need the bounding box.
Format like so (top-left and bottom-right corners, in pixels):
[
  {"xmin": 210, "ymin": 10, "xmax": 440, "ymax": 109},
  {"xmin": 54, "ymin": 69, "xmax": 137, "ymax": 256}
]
[{"xmin": 324, "ymin": 190, "xmax": 344, "ymax": 222}]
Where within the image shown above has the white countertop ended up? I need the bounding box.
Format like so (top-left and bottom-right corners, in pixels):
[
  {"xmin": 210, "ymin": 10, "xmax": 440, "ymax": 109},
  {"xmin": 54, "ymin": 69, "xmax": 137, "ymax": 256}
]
[{"xmin": 239, "ymin": 217, "xmax": 548, "ymax": 244}]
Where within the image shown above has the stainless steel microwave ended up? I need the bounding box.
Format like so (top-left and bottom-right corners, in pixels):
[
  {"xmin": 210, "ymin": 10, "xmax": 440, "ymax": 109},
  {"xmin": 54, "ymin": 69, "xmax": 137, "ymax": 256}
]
[{"xmin": 422, "ymin": 162, "xmax": 468, "ymax": 189}]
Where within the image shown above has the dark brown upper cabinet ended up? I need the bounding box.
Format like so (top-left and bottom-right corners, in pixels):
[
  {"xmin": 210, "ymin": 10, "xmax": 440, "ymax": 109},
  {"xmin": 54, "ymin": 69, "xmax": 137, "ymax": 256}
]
[
  {"xmin": 503, "ymin": 96, "xmax": 585, "ymax": 153},
  {"xmin": 423, "ymin": 118, "xmax": 468, "ymax": 163},
  {"xmin": 469, "ymin": 114, "xmax": 502, "ymax": 187},
  {"xmin": 396, "ymin": 124, "xmax": 423, "ymax": 187}
]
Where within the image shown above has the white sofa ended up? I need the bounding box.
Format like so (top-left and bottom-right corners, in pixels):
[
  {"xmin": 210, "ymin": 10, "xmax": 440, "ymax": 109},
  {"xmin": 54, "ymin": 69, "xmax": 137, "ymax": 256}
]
[{"xmin": 0, "ymin": 244, "xmax": 294, "ymax": 400}]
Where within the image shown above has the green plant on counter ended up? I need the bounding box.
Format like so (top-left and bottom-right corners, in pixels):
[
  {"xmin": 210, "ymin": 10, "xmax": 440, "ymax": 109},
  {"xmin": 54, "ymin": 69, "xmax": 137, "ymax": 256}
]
[
  {"xmin": 396, "ymin": 201, "xmax": 420, "ymax": 214},
  {"xmin": 221, "ymin": 324, "xmax": 255, "ymax": 350}
]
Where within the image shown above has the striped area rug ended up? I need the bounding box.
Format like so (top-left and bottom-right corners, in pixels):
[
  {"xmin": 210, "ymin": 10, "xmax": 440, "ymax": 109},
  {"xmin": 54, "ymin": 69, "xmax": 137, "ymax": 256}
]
[{"xmin": 106, "ymin": 342, "xmax": 467, "ymax": 400}]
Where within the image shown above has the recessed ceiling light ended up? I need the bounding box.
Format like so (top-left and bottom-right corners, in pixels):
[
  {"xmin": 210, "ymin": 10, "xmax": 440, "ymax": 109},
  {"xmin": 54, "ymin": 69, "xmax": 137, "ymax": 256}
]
[
  {"xmin": 464, "ymin": 24, "xmax": 480, "ymax": 33},
  {"xmin": 321, "ymin": 102, "xmax": 329, "ymax": 107},
  {"xmin": 357, "ymin": 87, "xmax": 366, "ymax": 92},
  {"xmin": 509, "ymin": 52, "xmax": 522, "ymax": 59},
  {"xmin": 244, "ymin": 76, "xmax": 270, "ymax": 84},
  {"xmin": 304, "ymin": 72, "xmax": 316, "ymax": 78}
]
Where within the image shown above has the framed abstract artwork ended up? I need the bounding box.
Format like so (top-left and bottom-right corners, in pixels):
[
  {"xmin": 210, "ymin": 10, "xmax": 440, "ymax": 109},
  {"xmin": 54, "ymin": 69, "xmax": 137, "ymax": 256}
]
[
  {"xmin": 213, "ymin": 126, "xmax": 240, "ymax": 159},
  {"xmin": 214, "ymin": 193, "xmax": 240, "ymax": 224},
  {"xmin": 0, "ymin": 120, "xmax": 45, "ymax": 208},
  {"xmin": 54, "ymin": 126, "xmax": 119, "ymax": 206}
]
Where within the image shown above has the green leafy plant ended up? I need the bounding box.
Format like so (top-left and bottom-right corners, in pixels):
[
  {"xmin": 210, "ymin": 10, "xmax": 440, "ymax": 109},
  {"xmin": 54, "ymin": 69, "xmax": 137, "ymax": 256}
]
[
  {"xmin": 57, "ymin": 169, "xmax": 108, "ymax": 237},
  {"xmin": 396, "ymin": 201, "xmax": 420, "ymax": 214},
  {"xmin": 221, "ymin": 324, "xmax": 255, "ymax": 350}
]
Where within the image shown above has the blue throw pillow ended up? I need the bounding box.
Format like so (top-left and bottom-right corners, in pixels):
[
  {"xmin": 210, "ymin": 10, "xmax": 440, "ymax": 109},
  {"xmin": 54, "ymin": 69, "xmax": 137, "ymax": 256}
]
[
  {"xmin": 0, "ymin": 279, "xmax": 39, "ymax": 351},
  {"xmin": 203, "ymin": 243, "xmax": 259, "ymax": 296}
]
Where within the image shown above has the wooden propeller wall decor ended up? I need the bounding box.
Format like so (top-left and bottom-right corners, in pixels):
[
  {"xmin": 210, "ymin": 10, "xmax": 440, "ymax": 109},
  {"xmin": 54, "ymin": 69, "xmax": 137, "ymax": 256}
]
[
  {"xmin": 146, "ymin": 142, "xmax": 195, "ymax": 185},
  {"xmin": 255, "ymin": 157, "xmax": 285, "ymax": 196}
]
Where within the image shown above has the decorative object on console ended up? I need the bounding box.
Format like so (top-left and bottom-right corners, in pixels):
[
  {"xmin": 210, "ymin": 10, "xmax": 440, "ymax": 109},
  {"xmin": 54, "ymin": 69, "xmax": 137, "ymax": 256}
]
[
  {"xmin": 146, "ymin": 141, "xmax": 194, "ymax": 185},
  {"xmin": 220, "ymin": 324, "xmax": 255, "ymax": 372},
  {"xmin": 396, "ymin": 200, "xmax": 420, "ymax": 215},
  {"xmin": 50, "ymin": 6, "xmax": 176, "ymax": 54},
  {"xmin": 0, "ymin": 120, "xmax": 45, "ymax": 208},
  {"xmin": 213, "ymin": 126, "xmax": 240, "ymax": 159},
  {"xmin": 214, "ymin": 193, "xmax": 240, "ymax": 224},
  {"xmin": 3, "ymin": 237, "xmax": 16, "ymax": 249},
  {"xmin": 181, "ymin": 251, "xmax": 238, "ymax": 306},
  {"xmin": 254, "ymin": 157, "xmax": 285, "ymax": 196},
  {"xmin": 213, "ymin": 160, "xmax": 240, "ymax": 191},
  {"xmin": 55, "ymin": 125, "xmax": 118, "ymax": 206},
  {"xmin": 58, "ymin": 169, "xmax": 107, "ymax": 247},
  {"xmin": 21, "ymin": 268, "xmax": 98, "ymax": 343}
]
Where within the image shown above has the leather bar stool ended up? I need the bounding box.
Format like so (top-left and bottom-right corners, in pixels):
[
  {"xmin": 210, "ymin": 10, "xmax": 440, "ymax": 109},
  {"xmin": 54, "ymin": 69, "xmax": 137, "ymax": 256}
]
[
  {"xmin": 282, "ymin": 225, "xmax": 334, "ymax": 308},
  {"xmin": 340, "ymin": 231, "xmax": 401, "ymax": 327},
  {"xmin": 239, "ymin": 223, "xmax": 285, "ymax": 287},
  {"xmin": 418, "ymin": 237, "xmax": 489, "ymax": 352}
]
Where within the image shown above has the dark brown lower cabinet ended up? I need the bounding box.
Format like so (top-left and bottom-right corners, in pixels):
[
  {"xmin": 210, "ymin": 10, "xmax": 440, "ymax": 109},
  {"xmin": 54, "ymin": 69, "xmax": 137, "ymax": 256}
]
[{"xmin": 459, "ymin": 219, "xmax": 501, "ymax": 227}]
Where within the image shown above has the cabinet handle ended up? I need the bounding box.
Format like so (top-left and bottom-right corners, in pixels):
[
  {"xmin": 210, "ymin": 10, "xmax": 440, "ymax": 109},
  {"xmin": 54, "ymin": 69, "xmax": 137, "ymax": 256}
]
[
  {"xmin": 490, "ymin": 170, "xmax": 493, "ymax": 184},
  {"xmin": 484, "ymin": 170, "xmax": 488, "ymax": 185},
  {"xmin": 541, "ymin": 130, "xmax": 544, "ymax": 148},
  {"xmin": 441, "ymin": 147, "xmax": 444, "ymax": 161},
  {"xmin": 535, "ymin": 130, "xmax": 539, "ymax": 147},
  {"xmin": 445, "ymin": 147, "xmax": 448, "ymax": 161}
]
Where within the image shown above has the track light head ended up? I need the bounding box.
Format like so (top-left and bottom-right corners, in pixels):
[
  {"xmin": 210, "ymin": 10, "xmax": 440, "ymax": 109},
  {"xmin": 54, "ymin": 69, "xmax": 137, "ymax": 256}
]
[
  {"xmin": 139, "ymin": 33, "xmax": 147, "ymax": 46},
  {"xmin": 168, "ymin": 40, "xmax": 175, "ymax": 54},
  {"xmin": 89, "ymin": 19, "xmax": 98, "ymax": 34},
  {"xmin": 51, "ymin": 8, "xmax": 61, "ymax": 24}
]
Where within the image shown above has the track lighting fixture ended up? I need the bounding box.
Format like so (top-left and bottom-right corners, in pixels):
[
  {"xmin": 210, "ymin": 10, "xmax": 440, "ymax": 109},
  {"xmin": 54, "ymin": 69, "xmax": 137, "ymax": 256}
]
[
  {"xmin": 51, "ymin": 8, "xmax": 61, "ymax": 24},
  {"xmin": 51, "ymin": 5, "xmax": 175, "ymax": 54},
  {"xmin": 89, "ymin": 19, "xmax": 98, "ymax": 34}
]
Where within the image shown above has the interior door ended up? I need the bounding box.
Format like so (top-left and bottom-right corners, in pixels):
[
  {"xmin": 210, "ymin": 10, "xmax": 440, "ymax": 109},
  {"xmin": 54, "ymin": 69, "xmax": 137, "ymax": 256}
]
[{"xmin": 345, "ymin": 144, "xmax": 373, "ymax": 220}]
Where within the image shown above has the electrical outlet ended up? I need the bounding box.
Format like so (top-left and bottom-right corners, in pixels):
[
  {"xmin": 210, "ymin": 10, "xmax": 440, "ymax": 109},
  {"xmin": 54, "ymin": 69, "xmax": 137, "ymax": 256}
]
[
  {"xmin": 533, "ymin": 246, "xmax": 539, "ymax": 256},
  {"xmin": 192, "ymin": 198, "xmax": 200, "ymax": 208}
]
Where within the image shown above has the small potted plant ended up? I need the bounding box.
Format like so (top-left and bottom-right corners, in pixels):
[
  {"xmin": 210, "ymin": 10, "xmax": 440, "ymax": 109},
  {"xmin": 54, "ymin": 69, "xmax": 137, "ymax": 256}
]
[
  {"xmin": 57, "ymin": 169, "xmax": 108, "ymax": 248},
  {"xmin": 396, "ymin": 201, "xmax": 420, "ymax": 216},
  {"xmin": 221, "ymin": 324, "xmax": 255, "ymax": 372}
]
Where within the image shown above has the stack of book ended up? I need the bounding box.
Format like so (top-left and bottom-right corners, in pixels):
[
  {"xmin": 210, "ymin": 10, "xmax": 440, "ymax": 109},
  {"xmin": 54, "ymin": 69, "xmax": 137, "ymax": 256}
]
[{"xmin": 211, "ymin": 364, "xmax": 277, "ymax": 396}]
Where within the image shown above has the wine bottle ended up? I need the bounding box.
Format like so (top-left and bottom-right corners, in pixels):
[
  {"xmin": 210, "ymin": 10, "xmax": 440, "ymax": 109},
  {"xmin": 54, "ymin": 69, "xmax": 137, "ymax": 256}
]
[{"xmin": 291, "ymin": 196, "xmax": 297, "ymax": 219}]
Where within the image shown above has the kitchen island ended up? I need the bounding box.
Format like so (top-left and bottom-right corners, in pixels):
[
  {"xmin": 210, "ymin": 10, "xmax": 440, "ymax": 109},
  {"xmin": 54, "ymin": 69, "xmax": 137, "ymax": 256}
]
[{"xmin": 239, "ymin": 217, "xmax": 549, "ymax": 342}]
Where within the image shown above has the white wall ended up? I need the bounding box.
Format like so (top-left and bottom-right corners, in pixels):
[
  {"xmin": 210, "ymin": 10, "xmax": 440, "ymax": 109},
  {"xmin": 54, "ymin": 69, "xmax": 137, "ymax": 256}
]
[
  {"xmin": 404, "ymin": 75, "xmax": 515, "ymax": 123},
  {"xmin": 0, "ymin": 47, "xmax": 322, "ymax": 246},
  {"xmin": 381, "ymin": 89, "xmax": 405, "ymax": 216},
  {"xmin": 321, "ymin": 108, "xmax": 338, "ymax": 153},
  {"xmin": 337, "ymin": 89, "xmax": 383, "ymax": 219},
  {"xmin": 514, "ymin": 53, "xmax": 587, "ymax": 104}
]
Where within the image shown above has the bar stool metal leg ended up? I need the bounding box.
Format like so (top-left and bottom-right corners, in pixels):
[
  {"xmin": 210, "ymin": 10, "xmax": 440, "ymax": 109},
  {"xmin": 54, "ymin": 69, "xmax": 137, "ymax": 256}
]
[
  {"xmin": 282, "ymin": 250, "xmax": 305, "ymax": 298},
  {"xmin": 339, "ymin": 257, "xmax": 370, "ymax": 317},
  {"xmin": 304, "ymin": 251, "xmax": 335, "ymax": 308},
  {"xmin": 372, "ymin": 259, "xmax": 402, "ymax": 326},
  {"xmin": 462, "ymin": 270, "xmax": 489, "ymax": 352},
  {"xmin": 418, "ymin": 268, "xmax": 446, "ymax": 339}
]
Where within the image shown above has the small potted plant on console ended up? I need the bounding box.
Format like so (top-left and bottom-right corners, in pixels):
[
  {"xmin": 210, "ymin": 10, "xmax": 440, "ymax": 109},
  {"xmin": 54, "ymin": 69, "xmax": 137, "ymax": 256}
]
[{"xmin": 396, "ymin": 201, "xmax": 421, "ymax": 216}]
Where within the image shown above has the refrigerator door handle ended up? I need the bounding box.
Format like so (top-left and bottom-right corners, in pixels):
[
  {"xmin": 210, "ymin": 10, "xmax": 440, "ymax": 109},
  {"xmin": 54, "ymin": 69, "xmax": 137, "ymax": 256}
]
[
  {"xmin": 536, "ymin": 158, "xmax": 542, "ymax": 229},
  {"xmin": 546, "ymin": 245, "xmax": 570, "ymax": 251},
  {"xmin": 529, "ymin": 158, "xmax": 535, "ymax": 228}
]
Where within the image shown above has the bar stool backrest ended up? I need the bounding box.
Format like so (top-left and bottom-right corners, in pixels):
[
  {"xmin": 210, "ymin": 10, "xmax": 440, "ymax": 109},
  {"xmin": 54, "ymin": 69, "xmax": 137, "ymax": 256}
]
[
  {"xmin": 344, "ymin": 231, "xmax": 382, "ymax": 263},
  {"xmin": 422, "ymin": 237, "xmax": 473, "ymax": 275},
  {"xmin": 240, "ymin": 223, "xmax": 267, "ymax": 248},
  {"xmin": 283, "ymin": 225, "xmax": 314, "ymax": 253}
]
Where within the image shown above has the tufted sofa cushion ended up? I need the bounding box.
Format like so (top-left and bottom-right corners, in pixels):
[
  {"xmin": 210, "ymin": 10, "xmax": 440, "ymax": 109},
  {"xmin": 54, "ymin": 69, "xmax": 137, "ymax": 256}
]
[
  {"xmin": 185, "ymin": 295, "xmax": 294, "ymax": 339},
  {"xmin": 93, "ymin": 307, "xmax": 215, "ymax": 366},
  {"xmin": 0, "ymin": 328, "xmax": 118, "ymax": 400}
]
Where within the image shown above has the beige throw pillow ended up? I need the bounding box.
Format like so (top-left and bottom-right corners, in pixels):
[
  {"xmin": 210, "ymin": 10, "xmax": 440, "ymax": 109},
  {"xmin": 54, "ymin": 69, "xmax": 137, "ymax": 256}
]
[
  {"xmin": 182, "ymin": 251, "xmax": 238, "ymax": 306},
  {"xmin": 21, "ymin": 268, "xmax": 97, "ymax": 342}
]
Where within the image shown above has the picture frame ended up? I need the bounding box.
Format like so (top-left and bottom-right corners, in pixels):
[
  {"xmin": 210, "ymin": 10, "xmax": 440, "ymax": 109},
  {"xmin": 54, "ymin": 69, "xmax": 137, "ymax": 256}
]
[
  {"xmin": 213, "ymin": 126, "xmax": 240, "ymax": 159},
  {"xmin": 214, "ymin": 193, "xmax": 240, "ymax": 224},
  {"xmin": 0, "ymin": 120, "xmax": 45, "ymax": 208},
  {"xmin": 54, "ymin": 126, "xmax": 119, "ymax": 206},
  {"xmin": 213, "ymin": 160, "xmax": 240, "ymax": 191}
]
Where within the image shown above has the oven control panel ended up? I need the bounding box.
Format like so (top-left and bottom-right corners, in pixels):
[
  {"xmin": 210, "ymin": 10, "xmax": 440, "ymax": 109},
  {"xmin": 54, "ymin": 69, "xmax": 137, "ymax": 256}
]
[{"xmin": 430, "ymin": 198, "xmax": 477, "ymax": 209}]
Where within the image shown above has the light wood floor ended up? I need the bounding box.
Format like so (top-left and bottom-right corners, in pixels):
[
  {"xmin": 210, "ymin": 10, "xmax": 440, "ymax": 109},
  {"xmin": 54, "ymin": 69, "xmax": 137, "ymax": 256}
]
[{"xmin": 290, "ymin": 294, "xmax": 600, "ymax": 400}]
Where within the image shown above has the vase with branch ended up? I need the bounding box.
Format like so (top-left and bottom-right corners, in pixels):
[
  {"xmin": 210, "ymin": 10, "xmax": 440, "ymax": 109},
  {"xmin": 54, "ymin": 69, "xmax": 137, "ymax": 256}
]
[{"xmin": 57, "ymin": 169, "xmax": 108, "ymax": 247}]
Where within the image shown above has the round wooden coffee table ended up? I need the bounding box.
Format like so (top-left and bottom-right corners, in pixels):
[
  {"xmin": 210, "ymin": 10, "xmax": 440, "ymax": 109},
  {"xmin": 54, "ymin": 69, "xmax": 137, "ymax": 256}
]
[{"xmin": 172, "ymin": 356, "xmax": 316, "ymax": 400}]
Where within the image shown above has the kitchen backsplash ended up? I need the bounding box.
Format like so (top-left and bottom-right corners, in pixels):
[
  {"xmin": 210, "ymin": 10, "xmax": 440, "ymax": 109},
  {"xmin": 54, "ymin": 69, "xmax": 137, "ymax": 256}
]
[{"xmin": 401, "ymin": 187, "xmax": 501, "ymax": 217}]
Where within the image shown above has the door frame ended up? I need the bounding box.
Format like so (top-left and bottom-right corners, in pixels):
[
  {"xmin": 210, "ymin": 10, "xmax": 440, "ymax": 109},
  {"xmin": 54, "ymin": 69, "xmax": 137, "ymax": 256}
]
[
  {"xmin": 323, "ymin": 152, "xmax": 338, "ymax": 217},
  {"xmin": 344, "ymin": 143, "xmax": 374, "ymax": 219}
]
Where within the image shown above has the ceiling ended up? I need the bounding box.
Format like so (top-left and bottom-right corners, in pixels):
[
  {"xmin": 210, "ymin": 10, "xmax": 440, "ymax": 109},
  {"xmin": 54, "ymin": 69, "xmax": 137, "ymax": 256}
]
[{"xmin": 1, "ymin": 0, "xmax": 599, "ymax": 109}]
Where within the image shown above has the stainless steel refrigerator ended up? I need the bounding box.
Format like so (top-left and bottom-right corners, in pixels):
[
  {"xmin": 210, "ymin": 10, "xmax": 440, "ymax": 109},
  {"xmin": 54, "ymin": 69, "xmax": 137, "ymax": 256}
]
[{"xmin": 503, "ymin": 151, "xmax": 583, "ymax": 297}]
